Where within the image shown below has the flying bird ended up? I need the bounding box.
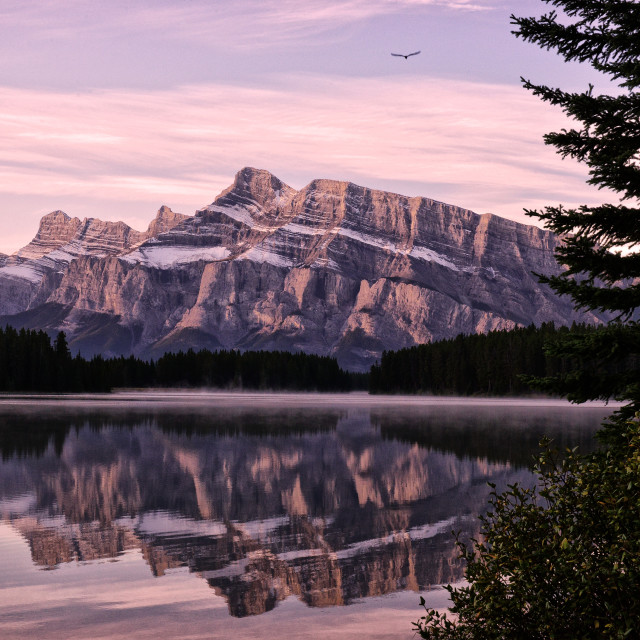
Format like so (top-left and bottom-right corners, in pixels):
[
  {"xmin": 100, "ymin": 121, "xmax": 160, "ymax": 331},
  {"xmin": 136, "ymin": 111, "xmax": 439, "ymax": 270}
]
[{"xmin": 391, "ymin": 51, "xmax": 421, "ymax": 59}]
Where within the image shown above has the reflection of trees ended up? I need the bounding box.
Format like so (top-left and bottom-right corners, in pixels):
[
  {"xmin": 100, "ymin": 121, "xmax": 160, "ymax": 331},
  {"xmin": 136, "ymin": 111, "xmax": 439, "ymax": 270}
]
[
  {"xmin": 0, "ymin": 406, "xmax": 603, "ymax": 617},
  {"xmin": 375, "ymin": 405, "xmax": 602, "ymax": 467},
  {"xmin": 0, "ymin": 406, "xmax": 339, "ymax": 460},
  {"xmin": 0, "ymin": 403, "xmax": 604, "ymax": 466}
]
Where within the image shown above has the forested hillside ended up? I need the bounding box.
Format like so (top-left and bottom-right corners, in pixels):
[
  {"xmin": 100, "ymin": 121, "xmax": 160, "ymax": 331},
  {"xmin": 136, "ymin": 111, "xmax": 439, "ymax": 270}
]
[
  {"xmin": 0, "ymin": 326, "xmax": 356, "ymax": 392},
  {"xmin": 2, "ymin": 322, "xmax": 618, "ymax": 397},
  {"xmin": 369, "ymin": 323, "xmax": 607, "ymax": 396}
]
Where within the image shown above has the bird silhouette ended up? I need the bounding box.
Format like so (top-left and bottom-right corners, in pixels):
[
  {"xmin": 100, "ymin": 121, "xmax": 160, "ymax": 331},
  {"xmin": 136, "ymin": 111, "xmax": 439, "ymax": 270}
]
[{"xmin": 391, "ymin": 51, "xmax": 421, "ymax": 59}]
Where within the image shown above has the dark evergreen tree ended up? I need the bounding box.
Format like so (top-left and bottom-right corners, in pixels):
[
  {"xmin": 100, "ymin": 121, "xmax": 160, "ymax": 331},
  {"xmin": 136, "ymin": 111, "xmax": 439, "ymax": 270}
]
[
  {"xmin": 513, "ymin": 0, "xmax": 640, "ymax": 410},
  {"xmin": 369, "ymin": 323, "xmax": 588, "ymax": 397},
  {"xmin": 415, "ymin": 2, "xmax": 640, "ymax": 638}
]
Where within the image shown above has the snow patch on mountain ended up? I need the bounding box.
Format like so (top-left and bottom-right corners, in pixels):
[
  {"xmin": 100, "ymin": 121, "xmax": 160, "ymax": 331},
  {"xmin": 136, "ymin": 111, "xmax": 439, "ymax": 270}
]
[
  {"xmin": 0, "ymin": 263, "xmax": 43, "ymax": 284},
  {"xmin": 338, "ymin": 227, "xmax": 396, "ymax": 252},
  {"xmin": 123, "ymin": 245, "xmax": 230, "ymax": 268},
  {"xmin": 239, "ymin": 245, "xmax": 295, "ymax": 268},
  {"xmin": 410, "ymin": 245, "xmax": 460, "ymax": 271}
]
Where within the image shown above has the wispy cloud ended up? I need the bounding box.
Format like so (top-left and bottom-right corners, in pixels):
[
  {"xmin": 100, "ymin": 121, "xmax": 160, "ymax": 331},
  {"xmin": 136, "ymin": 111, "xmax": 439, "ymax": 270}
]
[
  {"xmin": 0, "ymin": 0, "xmax": 495, "ymax": 48},
  {"xmin": 0, "ymin": 73, "xmax": 605, "ymax": 253}
]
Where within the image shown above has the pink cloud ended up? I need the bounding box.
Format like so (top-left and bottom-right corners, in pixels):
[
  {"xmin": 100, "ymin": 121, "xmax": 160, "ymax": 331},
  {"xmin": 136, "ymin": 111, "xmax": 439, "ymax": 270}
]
[
  {"xmin": 0, "ymin": 74, "xmax": 608, "ymax": 253},
  {"xmin": 0, "ymin": 0, "xmax": 494, "ymax": 49}
]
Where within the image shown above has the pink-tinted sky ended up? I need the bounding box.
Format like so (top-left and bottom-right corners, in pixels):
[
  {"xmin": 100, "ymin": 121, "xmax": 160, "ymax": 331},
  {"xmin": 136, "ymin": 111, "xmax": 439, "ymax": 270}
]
[{"xmin": 0, "ymin": 0, "xmax": 614, "ymax": 254}]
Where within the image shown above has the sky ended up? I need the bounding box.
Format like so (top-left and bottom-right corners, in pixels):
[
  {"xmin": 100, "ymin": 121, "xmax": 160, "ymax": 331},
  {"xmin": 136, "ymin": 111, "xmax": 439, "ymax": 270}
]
[{"xmin": 0, "ymin": 0, "xmax": 615, "ymax": 254}]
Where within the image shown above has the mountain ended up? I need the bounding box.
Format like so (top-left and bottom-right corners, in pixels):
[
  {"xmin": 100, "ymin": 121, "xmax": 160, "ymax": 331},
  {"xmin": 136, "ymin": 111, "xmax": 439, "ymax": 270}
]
[
  {"xmin": 0, "ymin": 206, "xmax": 188, "ymax": 317},
  {"xmin": 0, "ymin": 167, "xmax": 599, "ymax": 370}
]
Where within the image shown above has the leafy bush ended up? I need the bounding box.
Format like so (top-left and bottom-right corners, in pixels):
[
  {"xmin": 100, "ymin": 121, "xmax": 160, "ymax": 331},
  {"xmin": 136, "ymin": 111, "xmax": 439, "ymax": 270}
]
[{"xmin": 414, "ymin": 412, "xmax": 640, "ymax": 639}]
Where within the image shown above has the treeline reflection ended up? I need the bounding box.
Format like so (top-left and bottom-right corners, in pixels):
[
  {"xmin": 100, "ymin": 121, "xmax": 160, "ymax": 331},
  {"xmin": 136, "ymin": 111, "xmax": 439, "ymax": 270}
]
[
  {"xmin": 375, "ymin": 404, "xmax": 604, "ymax": 467},
  {"xmin": 0, "ymin": 402, "xmax": 604, "ymax": 463}
]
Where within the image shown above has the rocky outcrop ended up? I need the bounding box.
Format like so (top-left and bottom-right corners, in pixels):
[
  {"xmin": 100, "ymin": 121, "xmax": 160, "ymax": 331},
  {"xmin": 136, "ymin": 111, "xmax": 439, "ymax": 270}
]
[
  {"xmin": 15, "ymin": 210, "xmax": 146, "ymax": 262},
  {"xmin": 15, "ymin": 211, "xmax": 82, "ymax": 260},
  {"xmin": 0, "ymin": 168, "xmax": 600, "ymax": 370},
  {"xmin": 0, "ymin": 206, "xmax": 186, "ymax": 320},
  {"xmin": 145, "ymin": 205, "xmax": 190, "ymax": 238}
]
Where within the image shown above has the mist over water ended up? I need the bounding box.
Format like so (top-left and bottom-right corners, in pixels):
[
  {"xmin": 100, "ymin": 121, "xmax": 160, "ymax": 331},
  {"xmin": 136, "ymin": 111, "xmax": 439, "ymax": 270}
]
[{"xmin": 0, "ymin": 393, "xmax": 612, "ymax": 639}]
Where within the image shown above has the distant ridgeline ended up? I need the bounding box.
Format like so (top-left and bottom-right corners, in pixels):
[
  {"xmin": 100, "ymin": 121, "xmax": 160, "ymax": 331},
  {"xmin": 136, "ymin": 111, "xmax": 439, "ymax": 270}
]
[
  {"xmin": 369, "ymin": 322, "xmax": 609, "ymax": 396},
  {"xmin": 0, "ymin": 326, "xmax": 357, "ymax": 392}
]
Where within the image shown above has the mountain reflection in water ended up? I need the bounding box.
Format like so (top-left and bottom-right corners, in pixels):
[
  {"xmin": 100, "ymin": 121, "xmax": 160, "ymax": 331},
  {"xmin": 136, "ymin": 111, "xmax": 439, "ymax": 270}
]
[{"xmin": 0, "ymin": 395, "xmax": 608, "ymax": 624}]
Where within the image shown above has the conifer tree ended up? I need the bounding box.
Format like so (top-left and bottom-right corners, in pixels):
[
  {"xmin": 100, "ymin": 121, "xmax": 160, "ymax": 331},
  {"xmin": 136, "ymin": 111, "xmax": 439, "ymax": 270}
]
[
  {"xmin": 514, "ymin": 0, "xmax": 640, "ymax": 409},
  {"xmin": 414, "ymin": 2, "xmax": 640, "ymax": 638}
]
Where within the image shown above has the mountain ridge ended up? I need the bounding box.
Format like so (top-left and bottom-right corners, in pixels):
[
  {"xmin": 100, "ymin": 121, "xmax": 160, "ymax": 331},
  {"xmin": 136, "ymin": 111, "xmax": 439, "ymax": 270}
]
[{"xmin": 0, "ymin": 167, "xmax": 600, "ymax": 370}]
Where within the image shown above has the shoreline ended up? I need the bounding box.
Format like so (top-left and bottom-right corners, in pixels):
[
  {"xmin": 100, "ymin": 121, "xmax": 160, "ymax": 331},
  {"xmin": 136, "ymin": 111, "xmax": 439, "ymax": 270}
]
[{"xmin": 0, "ymin": 389, "xmax": 623, "ymax": 409}]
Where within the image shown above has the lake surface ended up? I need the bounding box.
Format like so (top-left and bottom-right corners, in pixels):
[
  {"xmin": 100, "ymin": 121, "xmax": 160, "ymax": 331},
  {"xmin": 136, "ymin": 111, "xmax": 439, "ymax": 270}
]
[{"xmin": 0, "ymin": 392, "xmax": 616, "ymax": 639}]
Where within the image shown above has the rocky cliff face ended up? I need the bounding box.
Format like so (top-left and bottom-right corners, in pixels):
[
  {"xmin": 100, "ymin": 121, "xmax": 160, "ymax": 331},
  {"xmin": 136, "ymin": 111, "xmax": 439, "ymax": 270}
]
[
  {"xmin": 0, "ymin": 168, "xmax": 598, "ymax": 369},
  {"xmin": 145, "ymin": 205, "xmax": 190, "ymax": 238}
]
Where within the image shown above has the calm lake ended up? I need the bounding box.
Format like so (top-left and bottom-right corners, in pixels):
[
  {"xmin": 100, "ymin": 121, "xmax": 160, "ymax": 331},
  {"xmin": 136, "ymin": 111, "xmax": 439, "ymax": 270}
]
[{"xmin": 0, "ymin": 392, "xmax": 616, "ymax": 640}]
